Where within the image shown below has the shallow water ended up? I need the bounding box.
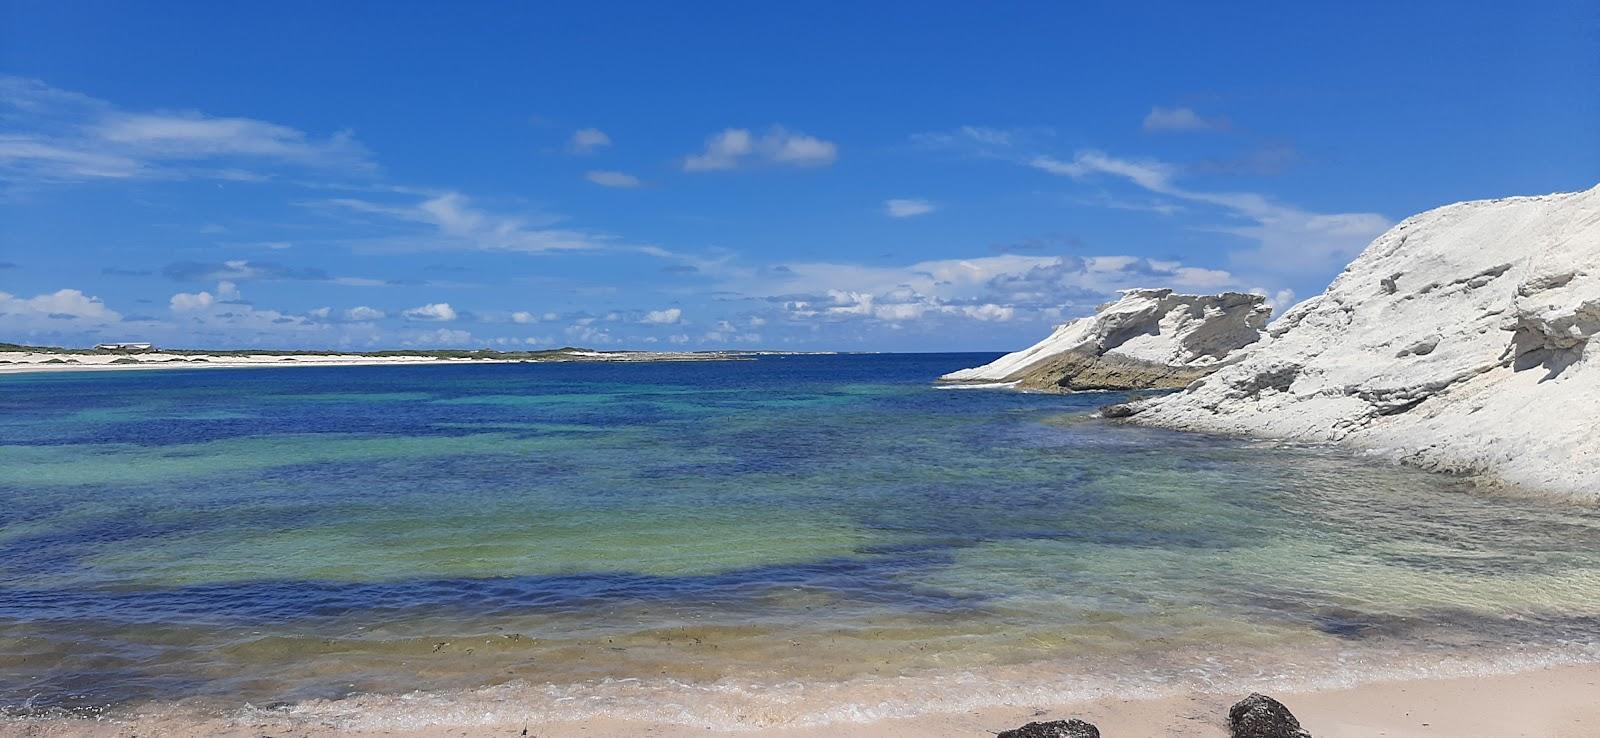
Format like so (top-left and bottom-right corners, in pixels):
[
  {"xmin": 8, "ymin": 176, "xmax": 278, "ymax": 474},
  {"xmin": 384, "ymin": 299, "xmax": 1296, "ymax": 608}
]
[{"xmin": 2, "ymin": 354, "xmax": 1598, "ymax": 726}]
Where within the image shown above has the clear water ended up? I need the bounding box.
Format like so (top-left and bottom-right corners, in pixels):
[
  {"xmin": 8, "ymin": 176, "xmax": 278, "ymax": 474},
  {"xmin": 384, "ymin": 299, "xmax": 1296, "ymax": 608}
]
[{"xmin": 2, "ymin": 354, "xmax": 1598, "ymax": 727}]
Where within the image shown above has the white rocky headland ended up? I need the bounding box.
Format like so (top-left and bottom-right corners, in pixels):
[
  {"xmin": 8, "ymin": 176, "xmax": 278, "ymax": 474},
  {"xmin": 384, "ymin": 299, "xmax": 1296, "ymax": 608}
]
[
  {"xmin": 1117, "ymin": 185, "xmax": 1600, "ymax": 499},
  {"xmin": 940, "ymin": 288, "xmax": 1271, "ymax": 391}
]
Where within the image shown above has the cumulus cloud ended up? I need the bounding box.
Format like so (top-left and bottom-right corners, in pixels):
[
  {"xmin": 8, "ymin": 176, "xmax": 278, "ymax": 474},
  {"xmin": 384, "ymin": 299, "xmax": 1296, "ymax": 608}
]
[
  {"xmin": 568, "ymin": 128, "xmax": 611, "ymax": 154},
  {"xmin": 565, "ymin": 323, "xmax": 615, "ymax": 345},
  {"xmin": 1142, "ymin": 106, "xmax": 1230, "ymax": 133},
  {"xmin": 404, "ymin": 328, "xmax": 473, "ymax": 346},
  {"xmin": 885, "ymin": 198, "xmax": 936, "ymax": 218},
  {"xmin": 170, "ymin": 290, "xmax": 216, "ymax": 311},
  {"xmin": 344, "ymin": 306, "xmax": 385, "ymax": 321},
  {"xmin": 402, "ymin": 302, "xmax": 456, "ymax": 322},
  {"xmin": 641, "ymin": 307, "xmax": 683, "ymax": 325},
  {"xmin": 682, "ymin": 127, "xmax": 837, "ymax": 171},
  {"xmin": 585, "ymin": 170, "xmax": 641, "ymax": 188},
  {"xmin": 0, "ymin": 288, "xmax": 121, "ymax": 327}
]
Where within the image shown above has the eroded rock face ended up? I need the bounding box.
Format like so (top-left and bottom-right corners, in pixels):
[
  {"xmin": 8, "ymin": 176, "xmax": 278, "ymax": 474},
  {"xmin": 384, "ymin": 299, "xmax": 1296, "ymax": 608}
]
[
  {"xmin": 1128, "ymin": 185, "xmax": 1600, "ymax": 499},
  {"xmin": 996, "ymin": 718, "xmax": 1102, "ymax": 738},
  {"xmin": 1228, "ymin": 693, "xmax": 1312, "ymax": 738},
  {"xmin": 940, "ymin": 289, "xmax": 1270, "ymax": 392}
]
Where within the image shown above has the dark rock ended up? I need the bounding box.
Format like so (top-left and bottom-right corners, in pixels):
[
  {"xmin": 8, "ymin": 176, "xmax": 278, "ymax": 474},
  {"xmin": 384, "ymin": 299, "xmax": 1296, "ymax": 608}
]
[
  {"xmin": 996, "ymin": 718, "xmax": 1100, "ymax": 738},
  {"xmin": 1228, "ymin": 693, "xmax": 1311, "ymax": 738},
  {"xmin": 1098, "ymin": 402, "xmax": 1141, "ymax": 418}
]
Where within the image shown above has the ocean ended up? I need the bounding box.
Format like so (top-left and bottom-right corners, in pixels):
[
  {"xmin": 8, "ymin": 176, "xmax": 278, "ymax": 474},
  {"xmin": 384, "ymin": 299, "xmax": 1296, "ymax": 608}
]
[{"xmin": 2, "ymin": 354, "xmax": 1598, "ymax": 728}]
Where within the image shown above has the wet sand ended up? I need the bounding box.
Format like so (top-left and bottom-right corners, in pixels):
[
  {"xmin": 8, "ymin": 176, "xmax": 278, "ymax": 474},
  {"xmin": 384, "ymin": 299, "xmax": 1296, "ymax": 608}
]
[{"xmin": 5, "ymin": 662, "xmax": 1595, "ymax": 737}]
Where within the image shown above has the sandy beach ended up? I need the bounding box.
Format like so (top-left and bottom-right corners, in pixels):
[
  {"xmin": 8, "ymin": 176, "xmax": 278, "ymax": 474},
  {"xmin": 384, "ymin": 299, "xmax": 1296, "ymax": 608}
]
[
  {"xmin": 0, "ymin": 350, "xmax": 752, "ymax": 374},
  {"xmin": 5, "ymin": 663, "xmax": 1595, "ymax": 737}
]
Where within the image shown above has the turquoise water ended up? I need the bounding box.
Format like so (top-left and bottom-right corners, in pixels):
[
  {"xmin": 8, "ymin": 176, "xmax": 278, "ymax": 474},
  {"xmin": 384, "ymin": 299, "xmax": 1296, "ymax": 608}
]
[{"xmin": 2, "ymin": 354, "xmax": 1599, "ymax": 726}]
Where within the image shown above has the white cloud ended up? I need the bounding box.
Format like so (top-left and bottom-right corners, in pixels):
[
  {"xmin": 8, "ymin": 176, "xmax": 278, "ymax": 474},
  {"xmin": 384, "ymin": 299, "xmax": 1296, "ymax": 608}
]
[
  {"xmin": 1142, "ymin": 106, "xmax": 1230, "ymax": 133},
  {"xmin": 962, "ymin": 303, "xmax": 1015, "ymax": 321},
  {"xmin": 0, "ymin": 288, "xmax": 122, "ymax": 324},
  {"xmin": 885, "ymin": 198, "xmax": 936, "ymax": 218},
  {"xmin": 170, "ymin": 290, "xmax": 216, "ymax": 311},
  {"xmin": 1030, "ymin": 149, "xmax": 1390, "ymax": 275},
  {"xmin": 727, "ymin": 251, "xmax": 1257, "ymax": 332},
  {"xmin": 309, "ymin": 306, "xmax": 332, "ymax": 319},
  {"xmin": 683, "ymin": 129, "xmax": 754, "ymax": 171},
  {"xmin": 345, "ymin": 306, "xmax": 385, "ymax": 321},
  {"xmin": 402, "ymin": 302, "xmax": 457, "ymax": 321},
  {"xmin": 169, "ymin": 280, "xmax": 239, "ymax": 311},
  {"xmin": 765, "ymin": 130, "xmax": 837, "ymax": 167},
  {"xmin": 332, "ymin": 276, "xmax": 385, "ymax": 287},
  {"xmin": 322, "ymin": 192, "xmax": 602, "ymax": 254},
  {"xmin": 568, "ymin": 128, "xmax": 611, "ymax": 154},
  {"xmin": 1250, "ymin": 287, "xmax": 1299, "ymax": 313},
  {"xmin": 511, "ymin": 310, "xmax": 538, "ymax": 324},
  {"xmin": 565, "ymin": 323, "xmax": 615, "ymax": 345},
  {"xmin": 585, "ymin": 170, "xmax": 641, "ymax": 188},
  {"xmin": 404, "ymin": 328, "xmax": 473, "ymax": 346},
  {"xmin": 0, "ymin": 76, "xmax": 373, "ymax": 182},
  {"xmin": 641, "ymin": 307, "xmax": 683, "ymax": 325},
  {"xmin": 682, "ymin": 127, "xmax": 837, "ymax": 171}
]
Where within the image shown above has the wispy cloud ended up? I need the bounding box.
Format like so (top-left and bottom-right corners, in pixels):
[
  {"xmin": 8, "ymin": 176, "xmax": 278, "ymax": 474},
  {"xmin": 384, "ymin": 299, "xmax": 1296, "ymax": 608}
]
[
  {"xmin": 320, "ymin": 191, "xmax": 605, "ymax": 254},
  {"xmin": 1142, "ymin": 106, "xmax": 1230, "ymax": 133},
  {"xmin": 585, "ymin": 170, "xmax": 641, "ymax": 188},
  {"xmin": 682, "ymin": 127, "xmax": 837, "ymax": 171},
  {"xmin": 568, "ymin": 127, "xmax": 611, "ymax": 154},
  {"xmin": 163, "ymin": 259, "xmax": 328, "ymax": 282},
  {"xmin": 716, "ymin": 252, "xmax": 1252, "ymax": 331},
  {"xmin": 0, "ymin": 76, "xmax": 375, "ymax": 183},
  {"xmin": 1030, "ymin": 149, "xmax": 1390, "ymax": 274},
  {"xmin": 919, "ymin": 126, "xmax": 1388, "ymax": 278},
  {"xmin": 885, "ymin": 198, "xmax": 935, "ymax": 218}
]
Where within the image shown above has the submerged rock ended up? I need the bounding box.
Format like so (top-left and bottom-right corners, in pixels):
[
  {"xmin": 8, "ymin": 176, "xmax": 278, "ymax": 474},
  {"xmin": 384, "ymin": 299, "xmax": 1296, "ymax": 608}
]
[
  {"xmin": 940, "ymin": 289, "xmax": 1270, "ymax": 392},
  {"xmin": 1228, "ymin": 693, "xmax": 1312, "ymax": 738},
  {"xmin": 1127, "ymin": 184, "xmax": 1600, "ymax": 500},
  {"xmin": 996, "ymin": 718, "xmax": 1102, "ymax": 738}
]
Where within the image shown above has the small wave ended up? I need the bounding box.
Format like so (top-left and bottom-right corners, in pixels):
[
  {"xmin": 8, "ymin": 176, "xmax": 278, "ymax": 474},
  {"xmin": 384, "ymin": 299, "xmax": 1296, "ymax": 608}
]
[{"xmin": 220, "ymin": 643, "xmax": 1600, "ymax": 733}]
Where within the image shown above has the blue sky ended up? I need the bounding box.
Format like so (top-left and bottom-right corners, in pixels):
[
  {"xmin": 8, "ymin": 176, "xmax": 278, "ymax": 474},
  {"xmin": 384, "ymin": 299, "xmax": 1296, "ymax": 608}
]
[{"xmin": 1, "ymin": 2, "xmax": 1595, "ymax": 351}]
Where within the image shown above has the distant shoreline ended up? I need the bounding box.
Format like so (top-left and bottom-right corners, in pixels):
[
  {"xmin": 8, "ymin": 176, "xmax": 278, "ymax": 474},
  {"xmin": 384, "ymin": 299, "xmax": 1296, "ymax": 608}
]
[{"xmin": 0, "ymin": 345, "xmax": 772, "ymax": 375}]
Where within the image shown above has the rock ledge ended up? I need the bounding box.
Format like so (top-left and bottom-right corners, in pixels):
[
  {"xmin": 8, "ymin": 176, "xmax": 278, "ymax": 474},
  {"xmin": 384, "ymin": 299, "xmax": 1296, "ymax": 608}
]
[{"xmin": 940, "ymin": 289, "xmax": 1270, "ymax": 392}]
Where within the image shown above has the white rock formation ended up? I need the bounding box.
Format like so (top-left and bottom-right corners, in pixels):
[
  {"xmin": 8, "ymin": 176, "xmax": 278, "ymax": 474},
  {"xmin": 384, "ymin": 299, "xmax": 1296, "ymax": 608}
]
[
  {"xmin": 940, "ymin": 289, "xmax": 1271, "ymax": 391},
  {"xmin": 1123, "ymin": 185, "xmax": 1600, "ymax": 499}
]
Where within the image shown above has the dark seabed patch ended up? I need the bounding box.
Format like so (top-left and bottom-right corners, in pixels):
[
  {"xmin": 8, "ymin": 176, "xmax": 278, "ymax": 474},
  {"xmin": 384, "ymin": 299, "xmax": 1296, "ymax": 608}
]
[{"xmin": 2, "ymin": 355, "xmax": 1599, "ymax": 715}]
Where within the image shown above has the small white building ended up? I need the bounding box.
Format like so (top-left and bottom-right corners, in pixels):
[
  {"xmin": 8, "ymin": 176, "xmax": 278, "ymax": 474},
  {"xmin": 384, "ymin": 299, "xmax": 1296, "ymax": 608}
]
[{"xmin": 95, "ymin": 342, "xmax": 155, "ymax": 352}]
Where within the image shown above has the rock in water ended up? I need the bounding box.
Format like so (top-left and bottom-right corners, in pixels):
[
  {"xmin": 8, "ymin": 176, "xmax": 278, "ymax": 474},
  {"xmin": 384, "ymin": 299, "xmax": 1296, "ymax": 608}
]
[
  {"xmin": 1129, "ymin": 185, "xmax": 1600, "ymax": 500},
  {"xmin": 1228, "ymin": 693, "xmax": 1312, "ymax": 738},
  {"xmin": 996, "ymin": 718, "xmax": 1102, "ymax": 738},
  {"xmin": 940, "ymin": 289, "xmax": 1270, "ymax": 391}
]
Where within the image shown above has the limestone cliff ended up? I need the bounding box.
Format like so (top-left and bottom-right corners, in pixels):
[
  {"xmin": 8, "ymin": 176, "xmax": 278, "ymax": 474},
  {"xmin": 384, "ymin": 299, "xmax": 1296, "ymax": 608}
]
[
  {"xmin": 940, "ymin": 289, "xmax": 1271, "ymax": 392},
  {"xmin": 1117, "ymin": 185, "xmax": 1600, "ymax": 499}
]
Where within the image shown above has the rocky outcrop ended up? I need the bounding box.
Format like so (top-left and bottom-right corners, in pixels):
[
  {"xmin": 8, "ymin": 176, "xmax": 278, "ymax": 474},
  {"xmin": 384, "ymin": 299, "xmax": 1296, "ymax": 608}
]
[
  {"xmin": 997, "ymin": 718, "xmax": 1102, "ymax": 738},
  {"xmin": 941, "ymin": 289, "xmax": 1271, "ymax": 392},
  {"xmin": 1117, "ymin": 185, "xmax": 1600, "ymax": 499},
  {"xmin": 1229, "ymin": 693, "xmax": 1312, "ymax": 738}
]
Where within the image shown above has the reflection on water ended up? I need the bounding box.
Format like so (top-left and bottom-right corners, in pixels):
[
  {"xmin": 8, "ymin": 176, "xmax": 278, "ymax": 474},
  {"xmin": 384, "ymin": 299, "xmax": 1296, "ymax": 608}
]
[{"xmin": 1, "ymin": 354, "xmax": 1598, "ymax": 725}]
